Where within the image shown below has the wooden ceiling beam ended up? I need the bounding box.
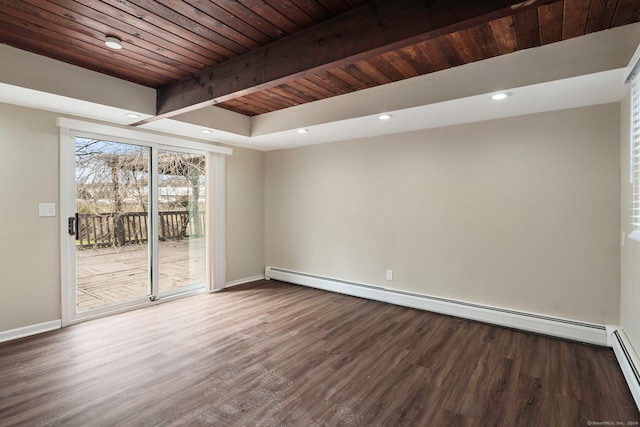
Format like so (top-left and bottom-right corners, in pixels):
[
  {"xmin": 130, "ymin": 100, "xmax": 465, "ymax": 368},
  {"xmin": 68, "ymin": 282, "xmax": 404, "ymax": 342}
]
[{"xmin": 145, "ymin": 0, "xmax": 555, "ymax": 123}]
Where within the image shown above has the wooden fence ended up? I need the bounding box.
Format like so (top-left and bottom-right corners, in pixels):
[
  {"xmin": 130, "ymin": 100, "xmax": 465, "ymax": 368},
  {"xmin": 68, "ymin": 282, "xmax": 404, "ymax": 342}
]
[{"xmin": 76, "ymin": 211, "xmax": 205, "ymax": 248}]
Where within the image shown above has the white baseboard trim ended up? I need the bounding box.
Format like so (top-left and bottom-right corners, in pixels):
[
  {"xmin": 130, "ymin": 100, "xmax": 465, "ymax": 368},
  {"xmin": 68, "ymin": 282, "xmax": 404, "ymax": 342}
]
[
  {"xmin": 265, "ymin": 266, "xmax": 608, "ymax": 347},
  {"xmin": 0, "ymin": 319, "xmax": 62, "ymax": 344},
  {"xmin": 225, "ymin": 274, "xmax": 265, "ymax": 288},
  {"xmin": 0, "ymin": 277, "xmax": 266, "ymax": 343},
  {"xmin": 610, "ymin": 328, "xmax": 640, "ymax": 409}
]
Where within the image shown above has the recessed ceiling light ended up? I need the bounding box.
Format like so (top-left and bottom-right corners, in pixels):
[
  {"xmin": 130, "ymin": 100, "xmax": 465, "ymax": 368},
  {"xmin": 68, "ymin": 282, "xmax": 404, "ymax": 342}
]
[
  {"xmin": 105, "ymin": 36, "xmax": 123, "ymax": 50},
  {"xmin": 297, "ymin": 129, "xmax": 309, "ymax": 134},
  {"xmin": 378, "ymin": 114, "xmax": 392, "ymax": 120},
  {"xmin": 201, "ymin": 129, "xmax": 212, "ymax": 134},
  {"xmin": 491, "ymin": 92, "xmax": 511, "ymax": 101},
  {"xmin": 125, "ymin": 113, "xmax": 140, "ymax": 119}
]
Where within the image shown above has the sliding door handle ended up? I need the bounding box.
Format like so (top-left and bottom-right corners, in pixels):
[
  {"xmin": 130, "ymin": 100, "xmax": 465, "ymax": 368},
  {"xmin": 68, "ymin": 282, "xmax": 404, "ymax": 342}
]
[
  {"xmin": 68, "ymin": 214, "xmax": 79, "ymax": 240},
  {"xmin": 68, "ymin": 216, "xmax": 75, "ymax": 236}
]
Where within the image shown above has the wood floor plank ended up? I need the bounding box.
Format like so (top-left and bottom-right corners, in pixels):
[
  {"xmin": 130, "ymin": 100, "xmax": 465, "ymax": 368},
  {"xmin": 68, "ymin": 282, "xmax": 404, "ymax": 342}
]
[{"xmin": 0, "ymin": 279, "xmax": 637, "ymax": 426}]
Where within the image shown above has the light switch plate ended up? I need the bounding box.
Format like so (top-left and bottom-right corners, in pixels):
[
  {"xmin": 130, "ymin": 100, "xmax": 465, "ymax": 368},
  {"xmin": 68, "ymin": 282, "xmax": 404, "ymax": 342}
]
[{"xmin": 39, "ymin": 203, "xmax": 56, "ymax": 217}]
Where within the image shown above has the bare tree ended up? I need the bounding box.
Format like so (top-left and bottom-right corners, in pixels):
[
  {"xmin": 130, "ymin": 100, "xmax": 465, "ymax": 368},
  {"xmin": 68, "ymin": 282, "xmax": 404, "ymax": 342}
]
[{"xmin": 75, "ymin": 139, "xmax": 205, "ymax": 247}]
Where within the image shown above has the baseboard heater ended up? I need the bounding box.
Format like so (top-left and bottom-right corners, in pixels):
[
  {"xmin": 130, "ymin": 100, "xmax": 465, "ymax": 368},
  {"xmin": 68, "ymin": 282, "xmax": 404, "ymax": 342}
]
[
  {"xmin": 266, "ymin": 266, "xmax": 640, "ymax": 410},
  {"xmin": 265, "ymin": 266, "xmax": 608, "ymax": 346},
  {"xmin": 611, "ymin": 330, "xmax": 640, "ymax": 409}
]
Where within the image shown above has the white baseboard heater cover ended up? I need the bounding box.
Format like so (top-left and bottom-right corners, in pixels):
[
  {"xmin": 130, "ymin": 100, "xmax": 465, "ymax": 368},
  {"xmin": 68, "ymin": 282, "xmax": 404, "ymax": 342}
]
[
  {"xmin": 611, "ymin": 329, "xmax": 640, "ymax": 409},
  {"xmin": 267, "ymin": 266, "xmax": 639, "ymax": 411},
  {"xmin": 265, "ymin": 267, "xmax": 609, "ymax": 347}
]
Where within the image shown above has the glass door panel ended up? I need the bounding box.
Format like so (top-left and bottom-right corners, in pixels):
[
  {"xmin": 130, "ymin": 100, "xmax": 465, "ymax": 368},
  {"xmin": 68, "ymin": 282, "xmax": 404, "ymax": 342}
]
[
  {"xmin": 157, "ymin": 149, "xmax": 206, "ymax": 295},
  {"xmin": 75, "ymin": 138, "xmax": 151, "ymax": 311}
]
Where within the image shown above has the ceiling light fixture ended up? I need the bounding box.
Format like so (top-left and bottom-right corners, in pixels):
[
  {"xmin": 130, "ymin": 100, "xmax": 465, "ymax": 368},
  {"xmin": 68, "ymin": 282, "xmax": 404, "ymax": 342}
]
[
  {"xmin": 125, "ymin": 113, "xmax": 140, "ymax": 119},
  {"xmin": 378, "ymin": 114, "xmax": 392, "ymax": 120},
  {"xmin": 491, "ymin": 92, "xmax": 511, "ymax": 101},
  {"xmin": 201, "ymin": 129, "xmax": 212, "ymax": 134},
  {"xmin": 297, "ymin": 129, "xmax": 309, "ymax": 134},
  {"xmin": 105, "ymin": 36, "xmax": 123, "ymax": 50}
]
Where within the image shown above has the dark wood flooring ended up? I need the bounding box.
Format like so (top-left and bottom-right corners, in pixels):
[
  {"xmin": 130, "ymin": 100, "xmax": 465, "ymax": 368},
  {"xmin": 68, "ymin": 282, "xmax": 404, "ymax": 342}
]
[{"xmin": 0, "ymin": 280, "xmax": 638, "ymax": 426}]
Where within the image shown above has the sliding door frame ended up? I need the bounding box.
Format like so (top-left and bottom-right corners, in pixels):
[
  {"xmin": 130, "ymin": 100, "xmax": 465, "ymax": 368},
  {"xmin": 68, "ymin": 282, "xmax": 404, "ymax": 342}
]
[{"xmin": 59, "ymin": 118, "xmax": 231, "ymax": 326}]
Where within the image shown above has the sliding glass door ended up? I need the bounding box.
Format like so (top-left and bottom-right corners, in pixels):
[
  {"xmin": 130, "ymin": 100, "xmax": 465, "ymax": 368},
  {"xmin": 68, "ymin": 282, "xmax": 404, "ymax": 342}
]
[
  {"xmin": 156, "ymin": 149, "xmax": 206, "ymax": 297},
  {"xmin": 59, "ymin": 118, "xmax": 229, "ymax": 325},
  {"xmin": 71, "ymin": 137, "xmax": 206, "ymax": 314},
  {"xmin": 74, "ymin": 138, "xmax": 152, "ymax": 311}
]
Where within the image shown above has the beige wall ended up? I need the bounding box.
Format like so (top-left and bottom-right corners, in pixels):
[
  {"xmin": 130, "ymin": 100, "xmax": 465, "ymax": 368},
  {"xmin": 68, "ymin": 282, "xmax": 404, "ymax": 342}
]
[
  {"xmin": 0, "ymin": 98, "xmax": 627, "ymax": 334},
  {"xmin": 0, "ymin": 104, "xmax": 61, "ymax": 330},
  {"xmin": 0, "ymin": 102, "xmax": 265, "ymax": 333},
  {"xmin": 266, "ymin": 104, "xmax": 621, "ymax": 324},
  {"xmin": 226, "ymin": 143, "xmax": 265, "ymax": 281},
  {"xmin": 620, "ymin": 92, "xmax": 640, "ymax": 357}
]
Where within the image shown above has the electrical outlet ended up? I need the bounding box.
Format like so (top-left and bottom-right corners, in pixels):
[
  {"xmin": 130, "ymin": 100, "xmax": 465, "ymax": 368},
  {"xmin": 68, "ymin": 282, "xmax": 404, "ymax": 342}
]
[{"xmin": 386, "ymin": 269, "xmax": 393, "ymax": 281}]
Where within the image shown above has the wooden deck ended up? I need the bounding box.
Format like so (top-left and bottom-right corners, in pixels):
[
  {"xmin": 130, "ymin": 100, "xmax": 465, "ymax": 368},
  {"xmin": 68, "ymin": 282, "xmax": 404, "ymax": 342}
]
[{"xmin": 76, "ymin": 238, "xmax": 204, "ymax": 311}]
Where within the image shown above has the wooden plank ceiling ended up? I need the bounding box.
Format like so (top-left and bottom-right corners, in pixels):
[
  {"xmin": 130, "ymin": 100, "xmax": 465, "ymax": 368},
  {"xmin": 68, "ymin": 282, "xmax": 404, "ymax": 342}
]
[{"xmin": 0, "ymin": 0, "xmax": 639, "ymax": 118}]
